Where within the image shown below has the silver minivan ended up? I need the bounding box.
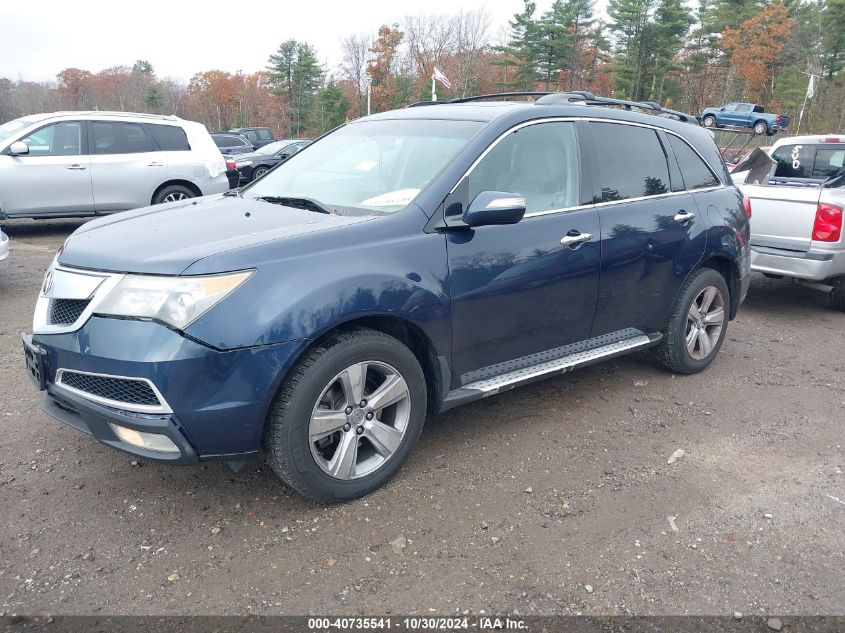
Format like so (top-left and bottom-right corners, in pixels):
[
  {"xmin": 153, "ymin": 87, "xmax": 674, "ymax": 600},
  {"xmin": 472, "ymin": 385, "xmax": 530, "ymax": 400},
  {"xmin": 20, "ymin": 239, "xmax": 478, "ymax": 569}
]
[{"xmin": 0, "ymin": 112, "xmax": 229, "ymax": 219}]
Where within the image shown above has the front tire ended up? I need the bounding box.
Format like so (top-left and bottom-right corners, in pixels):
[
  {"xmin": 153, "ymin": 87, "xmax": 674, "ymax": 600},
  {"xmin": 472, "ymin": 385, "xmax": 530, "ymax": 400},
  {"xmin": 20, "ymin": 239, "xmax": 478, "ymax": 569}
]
[
  {"xmin": 657, "ymin": 268, "xmax": 730, "ymax": 375},
  {"xmin": 263, "ymin": 328, "xmax": 427, "ymax": 502}
]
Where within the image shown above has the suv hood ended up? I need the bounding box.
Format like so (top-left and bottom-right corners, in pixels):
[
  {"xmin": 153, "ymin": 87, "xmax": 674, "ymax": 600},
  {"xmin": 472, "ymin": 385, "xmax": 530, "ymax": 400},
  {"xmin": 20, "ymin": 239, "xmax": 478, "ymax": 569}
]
[{"xmin": 59, "ymin": 195, "xmax": 374, "ymax": 275}]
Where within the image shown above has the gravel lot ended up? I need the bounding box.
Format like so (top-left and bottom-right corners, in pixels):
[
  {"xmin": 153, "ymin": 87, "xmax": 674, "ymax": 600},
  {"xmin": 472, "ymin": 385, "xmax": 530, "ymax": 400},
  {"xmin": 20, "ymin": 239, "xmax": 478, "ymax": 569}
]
[{"xmin": 1, "ymin": 219, "xmax": 843, "ymax": 617}]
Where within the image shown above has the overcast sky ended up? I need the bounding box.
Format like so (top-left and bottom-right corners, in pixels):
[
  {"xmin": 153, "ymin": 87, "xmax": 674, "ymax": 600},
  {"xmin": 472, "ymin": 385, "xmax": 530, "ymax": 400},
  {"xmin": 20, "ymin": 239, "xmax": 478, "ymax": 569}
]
[{"xmin": 0, "ymin": 0, "xmax": 579, "ymax": 83}]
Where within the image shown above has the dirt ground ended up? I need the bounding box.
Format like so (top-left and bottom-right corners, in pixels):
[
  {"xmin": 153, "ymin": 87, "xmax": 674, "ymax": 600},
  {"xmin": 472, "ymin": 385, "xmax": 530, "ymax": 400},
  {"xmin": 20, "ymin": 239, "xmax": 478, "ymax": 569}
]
[{"xmin": 1, "ymin": 219, "xmax": 843, "ymax": 618}]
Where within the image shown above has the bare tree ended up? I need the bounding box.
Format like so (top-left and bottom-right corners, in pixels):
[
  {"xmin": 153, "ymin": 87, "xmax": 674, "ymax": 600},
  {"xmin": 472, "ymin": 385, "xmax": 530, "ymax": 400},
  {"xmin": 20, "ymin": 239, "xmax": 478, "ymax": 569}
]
[
  {"xmin": 340, "ymin": 32, "xmax": 373, "ymax": 116},
  {"xmin": 453, "ymin": 9, "xmax": 492, "ymax": 97}
]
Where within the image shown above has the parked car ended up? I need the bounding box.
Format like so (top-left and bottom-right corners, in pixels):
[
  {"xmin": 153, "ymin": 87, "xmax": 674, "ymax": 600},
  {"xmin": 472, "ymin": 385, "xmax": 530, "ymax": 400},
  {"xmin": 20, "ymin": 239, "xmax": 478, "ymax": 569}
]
[
  {"xmin": 735, "ymin": 134, "xmax": 845, "ymax": 310},
  {"xmin": 0, "ymin": 112, "xmax": 229, "ymax": 219},
  {"xmin": 23, "ymin": 92, "xmax": 750, "ymax": 502},
  {"xmin": 224, "ymin": 158, "xmax": 240, "ymax": 189},
  {"xmin": 0, "ymin": 229, "xmax": 8, "ymax": 263},
  {"xmin": 701, "ymin": 103, "xmax": 790, "ymax": 135},
  {"xmin": 228, "ymin": 127, "xmax": 276, "ymax": 149},
  {"xmin": 211, "ymin": 132, "xmax": 254, "ymax": 156},
  {"xmin": 234, "ymin": 139, "xmax": 311, "ymax": 182}
]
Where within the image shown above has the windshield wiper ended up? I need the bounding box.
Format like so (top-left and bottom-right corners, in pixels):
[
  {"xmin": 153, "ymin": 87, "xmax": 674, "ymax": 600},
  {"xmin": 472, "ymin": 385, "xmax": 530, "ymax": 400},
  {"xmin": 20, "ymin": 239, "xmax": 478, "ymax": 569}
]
[{"xmin": 254, "ymin": 196, "xmax": 332, "ymax": 214}]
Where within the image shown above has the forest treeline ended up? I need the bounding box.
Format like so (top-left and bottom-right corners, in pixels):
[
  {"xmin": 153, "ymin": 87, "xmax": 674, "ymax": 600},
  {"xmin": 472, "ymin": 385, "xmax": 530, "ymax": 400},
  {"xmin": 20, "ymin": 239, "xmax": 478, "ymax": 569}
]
[{"xmin": 1, "ymin": 0, "xmax": 843, "ymax": 136}]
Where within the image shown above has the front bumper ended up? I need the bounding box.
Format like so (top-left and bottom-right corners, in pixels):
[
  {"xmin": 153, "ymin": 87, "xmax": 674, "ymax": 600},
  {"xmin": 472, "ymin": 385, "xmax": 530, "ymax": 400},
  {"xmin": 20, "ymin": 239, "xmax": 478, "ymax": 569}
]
[
  {"xmin": 751, "ymin": 245, "xmax": 845, "ymax": 282},
  {"xmin": 25, "ymin": 317, "xmax": 305, "ymax": 463}
]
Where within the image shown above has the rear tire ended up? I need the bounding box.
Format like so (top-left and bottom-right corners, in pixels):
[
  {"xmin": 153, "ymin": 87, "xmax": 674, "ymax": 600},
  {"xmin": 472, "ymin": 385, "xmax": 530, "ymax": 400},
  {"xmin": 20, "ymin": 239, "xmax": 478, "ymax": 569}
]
[
  {"xmin": 252, "ymin": 166, "xmax": 269, "ymax": 181},
  {"xmin": 702, "ymin": 115, "xmax": 716, "ymax": 128},
  {"xmin": 263, "ymin": 328, "xmax": 427, "ymax": 503},
  {"xmin": 657, "ymin": 268, "xmax": 730, "ymax": 375},
  {"xmin": 753, "ymin": 121, "xmax": 767, "ymax": 135},
  {"xmin": 152, "ymin": 184, "xmax": 195, "ymax": 205}
]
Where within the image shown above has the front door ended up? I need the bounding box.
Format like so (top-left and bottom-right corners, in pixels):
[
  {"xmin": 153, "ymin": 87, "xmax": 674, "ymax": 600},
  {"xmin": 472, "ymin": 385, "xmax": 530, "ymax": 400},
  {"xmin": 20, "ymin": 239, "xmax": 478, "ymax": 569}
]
[
  {"xmin": 446, "ymin": 120, "xmax": 601, "ymax": 384},
  {"xmin": 1, "ymin": 121, "xmax": 93, "ymax": 217},
  {"xmin": 584, "ymin": 121, "xmax": 708, "ymax": 336}
]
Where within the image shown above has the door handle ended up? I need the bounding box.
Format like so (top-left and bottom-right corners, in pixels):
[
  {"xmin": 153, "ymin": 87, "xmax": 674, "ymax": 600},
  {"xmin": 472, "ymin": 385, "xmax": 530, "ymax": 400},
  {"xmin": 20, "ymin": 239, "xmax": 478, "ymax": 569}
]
[
  {"xmin": 66, "ymin": 164, "xmax": 86, "ymax": 171},
  {"xmin": 560, "ymin": 232, "xmax": 593, "ymax": 248},
  {"xmin": 674, "ymin": 211, "xmax": 696, "ymax": 223},
  {"xmin": 147, "ymin": 162, "xmax": 164, "ymax": 167}
]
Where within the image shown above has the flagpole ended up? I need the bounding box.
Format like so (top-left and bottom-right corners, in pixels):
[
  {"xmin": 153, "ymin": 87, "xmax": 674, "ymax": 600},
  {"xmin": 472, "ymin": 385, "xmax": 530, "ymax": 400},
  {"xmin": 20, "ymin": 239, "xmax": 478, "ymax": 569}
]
[
  {"xmin": 432, "ymin": 75, "xmax": 437, "ymax": 102},
  {"xmin": 796, "ymin": 71, "xmax": 818, "ymax": 136}
]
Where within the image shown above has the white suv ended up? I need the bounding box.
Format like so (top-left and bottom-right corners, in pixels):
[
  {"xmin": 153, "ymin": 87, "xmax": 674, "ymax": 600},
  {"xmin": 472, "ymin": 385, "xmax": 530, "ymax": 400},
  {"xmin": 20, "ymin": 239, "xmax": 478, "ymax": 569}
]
[{"xmin": 0, "ymin": 112, "xmax": 229, "ymax": 219}]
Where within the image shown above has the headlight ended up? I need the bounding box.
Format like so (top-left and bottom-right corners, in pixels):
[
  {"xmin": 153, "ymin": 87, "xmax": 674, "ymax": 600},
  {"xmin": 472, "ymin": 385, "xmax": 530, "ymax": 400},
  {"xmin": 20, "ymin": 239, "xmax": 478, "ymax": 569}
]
[
  {"xmin": 96, "ymin": 271, "xmax": 253, "ymax": 329},
  {"xmin": 237, "ymin": 160, "xmax": 253, "ymax": 167}
]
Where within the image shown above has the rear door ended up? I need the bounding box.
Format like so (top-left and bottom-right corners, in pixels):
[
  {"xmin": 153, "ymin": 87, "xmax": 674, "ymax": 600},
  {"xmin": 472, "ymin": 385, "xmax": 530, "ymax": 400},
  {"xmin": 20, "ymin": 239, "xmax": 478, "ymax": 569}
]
[
  {"xmin": 585, "ymin": 121, "xmax": 708, "ymax": 336},
  {"xmin": 0, "ymin": 120, "xmax": 93, "ymax": 217},
  {"xmin": 89, "ymin": 120, "xmax": 167, "ymax": 211}
]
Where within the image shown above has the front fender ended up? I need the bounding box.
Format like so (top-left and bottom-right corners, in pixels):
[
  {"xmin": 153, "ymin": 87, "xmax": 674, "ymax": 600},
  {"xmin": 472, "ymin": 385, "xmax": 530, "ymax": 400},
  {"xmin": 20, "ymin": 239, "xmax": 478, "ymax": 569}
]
[{"xmin": 183, "ymin": 206, "xmax": 451, "ymax": 357}]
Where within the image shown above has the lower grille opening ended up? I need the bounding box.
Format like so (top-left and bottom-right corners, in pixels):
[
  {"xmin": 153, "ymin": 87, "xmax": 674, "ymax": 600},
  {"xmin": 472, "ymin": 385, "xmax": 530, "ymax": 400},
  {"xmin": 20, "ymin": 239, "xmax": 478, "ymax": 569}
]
[
  {"xmin": 49, "ymin": 299, "xmax": 91, "ymax": 325},
  {"xmin": 59, "ymin": 371, "xmax": 162, "ymax": 408}
]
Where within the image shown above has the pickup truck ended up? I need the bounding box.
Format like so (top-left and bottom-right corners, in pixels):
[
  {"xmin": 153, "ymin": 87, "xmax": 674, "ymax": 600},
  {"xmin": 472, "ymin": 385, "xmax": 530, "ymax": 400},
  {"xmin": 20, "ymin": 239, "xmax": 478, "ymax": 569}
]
[
  {"xmin": 733, "ymin": 135, "xmax": 845, "ymax": 310},
  {"xmin": 701, "ymin": 102, "xmax": 790, "ymax": 135}
]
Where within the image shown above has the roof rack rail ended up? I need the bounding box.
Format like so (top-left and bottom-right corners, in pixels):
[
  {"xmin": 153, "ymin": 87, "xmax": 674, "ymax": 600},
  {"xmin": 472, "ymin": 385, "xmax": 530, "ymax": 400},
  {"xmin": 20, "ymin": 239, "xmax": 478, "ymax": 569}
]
[
  {"xmin": 535, "ymin": 92, "xmax": 700, "ymax": 125},
  {"xmin": 448, "ymin": 92, "xmax": 553, "ymax": 104}
]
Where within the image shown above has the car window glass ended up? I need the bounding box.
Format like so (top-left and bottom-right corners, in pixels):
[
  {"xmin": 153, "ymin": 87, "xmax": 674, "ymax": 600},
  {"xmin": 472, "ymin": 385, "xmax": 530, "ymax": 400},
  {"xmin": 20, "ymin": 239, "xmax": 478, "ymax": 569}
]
[
  {"xmin": 812, "ymin": 148, "xmax": 845, "ymax": 179},
  {"xmin": 468, "ymin": 121, "xmax": 580, "ymax": 213},
  {"xmin": 92, "ymin": 122, "xmax": 153, "ymax": 154},
  {"xmin": 668, "ymin": 135, "xmax": 720, "ymax": 190},
  {"xmin": 19, "ymin": 122, "xmax": 83, "ymax": 156},
  {"xmin": 737, "ymin": 104, "xmax": 753, "ymax": 112},
  {"xmin": 591, "ymin": 123, "xmax": 670, "ymax": 201},
  {"xmin": 242, "ymin": 130, "xmax": 258, "ymax": 141},
  {"xmin": 771, "ymin": 144, "xmax": 815, "ymax": 179},
  {"xmin": 257, "ymin": 129, "xmax": 273, "ymax": 140},
  {"xmin": 723, "ymin": 104, "xmax": 736, "ymax": 112},
  {"xmin": 147, "ymin": 124, "xmax": 190, "ymax": 151}
]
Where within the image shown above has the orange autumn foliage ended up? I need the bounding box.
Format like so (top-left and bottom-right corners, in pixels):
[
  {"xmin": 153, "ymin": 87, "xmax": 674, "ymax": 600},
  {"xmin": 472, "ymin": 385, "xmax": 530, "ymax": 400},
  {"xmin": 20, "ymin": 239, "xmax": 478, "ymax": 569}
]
[{"xmin": 720, "ymin": 3, "xmax": 792, "ymax": 103}]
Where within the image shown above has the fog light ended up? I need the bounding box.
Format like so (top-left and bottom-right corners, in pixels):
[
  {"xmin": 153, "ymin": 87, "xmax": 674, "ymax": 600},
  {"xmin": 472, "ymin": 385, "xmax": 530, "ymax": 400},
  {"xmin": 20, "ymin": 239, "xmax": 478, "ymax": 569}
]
[{"xmin": 110, "ymin": 424, "xmax": 180, "ymax": 454}]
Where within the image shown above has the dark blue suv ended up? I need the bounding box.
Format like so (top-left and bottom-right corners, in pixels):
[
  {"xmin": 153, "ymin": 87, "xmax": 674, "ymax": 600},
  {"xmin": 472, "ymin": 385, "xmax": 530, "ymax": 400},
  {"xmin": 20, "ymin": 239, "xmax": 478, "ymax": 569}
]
[{"xmin": 23, "ymin": 92, "xmax": 751, "ymax": 502}]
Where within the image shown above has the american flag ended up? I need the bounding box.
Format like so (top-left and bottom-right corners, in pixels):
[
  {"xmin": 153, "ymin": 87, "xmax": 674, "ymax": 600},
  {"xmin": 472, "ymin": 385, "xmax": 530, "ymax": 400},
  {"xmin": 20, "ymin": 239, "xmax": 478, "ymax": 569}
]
[{"xmin": 432, "ymin": 66, "xmax": 452, "ymax": 90}]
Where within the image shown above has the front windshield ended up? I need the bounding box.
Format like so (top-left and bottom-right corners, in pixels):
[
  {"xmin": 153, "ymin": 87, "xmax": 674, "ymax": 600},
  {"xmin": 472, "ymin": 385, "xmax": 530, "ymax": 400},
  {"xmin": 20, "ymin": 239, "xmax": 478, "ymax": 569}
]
[
  {"xmin": 0, "ymin": 118, "xmax": 35, "ymax": 146},
  {"xmin": 257, "ymin": 140, "xmax": 293, "ymax": 155},
  {"xmin": 243, "ymin": 119, "xmax": 483, "ymax": 215}
]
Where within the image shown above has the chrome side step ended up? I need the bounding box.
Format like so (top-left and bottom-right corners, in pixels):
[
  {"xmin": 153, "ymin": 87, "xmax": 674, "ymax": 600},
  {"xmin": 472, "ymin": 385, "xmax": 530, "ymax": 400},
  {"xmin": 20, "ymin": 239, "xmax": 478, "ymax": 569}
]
[{"xmin": 442, "ymin": 331, "xmax": 660, "ymax": 411}]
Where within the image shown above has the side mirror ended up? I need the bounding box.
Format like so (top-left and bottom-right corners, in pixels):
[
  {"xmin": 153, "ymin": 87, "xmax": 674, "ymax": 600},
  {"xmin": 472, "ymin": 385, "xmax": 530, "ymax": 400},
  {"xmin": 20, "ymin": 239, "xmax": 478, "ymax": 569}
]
[
  {"xmin": 9, "ymin": 141, "xmax": 29, "ymax": 156},
  {"xmin": 719, "ymin": 107, "xmax": 726, "ymax": 111},
  {"xmin": 463, "ymin": 191, "xmax": 527, "ymax": 228}
]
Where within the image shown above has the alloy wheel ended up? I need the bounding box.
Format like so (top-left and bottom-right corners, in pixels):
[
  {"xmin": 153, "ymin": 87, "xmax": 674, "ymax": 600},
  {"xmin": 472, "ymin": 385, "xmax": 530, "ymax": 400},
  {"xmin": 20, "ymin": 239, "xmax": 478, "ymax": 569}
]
[
  {"xmin": 162, "ymin": 192, "xmax": 189, "ymax": 202},
  {"xmin": 308, "ymin": 361, "xmax": 411, "ymax": 480},
  {"xmin": 685, "ymin": 286, "xmax": 725, "ymax": 360}
]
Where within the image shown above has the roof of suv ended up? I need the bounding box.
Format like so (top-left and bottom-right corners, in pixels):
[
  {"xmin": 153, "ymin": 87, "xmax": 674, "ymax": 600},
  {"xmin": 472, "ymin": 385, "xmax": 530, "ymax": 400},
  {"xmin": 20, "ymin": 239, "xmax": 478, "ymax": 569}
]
[{"xmin": 20, "ymin": 111, "xmax": 182, "ymax": 124}]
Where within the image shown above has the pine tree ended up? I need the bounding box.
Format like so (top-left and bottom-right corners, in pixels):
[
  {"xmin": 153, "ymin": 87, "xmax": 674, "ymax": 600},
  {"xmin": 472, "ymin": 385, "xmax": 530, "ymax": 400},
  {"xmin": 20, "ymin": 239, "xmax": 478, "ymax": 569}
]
[
  {"xmin": 318, "ymin": 80, "xmax": 350, "ymax": 132},
  {"xmin": 267, "ymin": 40, "xmax": 323, "ymax": 136},
  {"xmin": 607, "ymin": 0, "xmax": 654, "ymax": 99},
  {"xmin": 494, "ymin": 0, "xmax": 542, "ymax": 91}
]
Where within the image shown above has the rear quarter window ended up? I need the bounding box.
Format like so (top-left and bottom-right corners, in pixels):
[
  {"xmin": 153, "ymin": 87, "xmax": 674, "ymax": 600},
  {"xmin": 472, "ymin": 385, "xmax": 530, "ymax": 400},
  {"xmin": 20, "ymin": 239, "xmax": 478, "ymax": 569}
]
[
  {"xmin": 667, "ymin": 135, "xmax": 720, "ymax": 190},
  {"xmin": 147, "ymin": 124, "xmax": 191, "ymax": 151}
]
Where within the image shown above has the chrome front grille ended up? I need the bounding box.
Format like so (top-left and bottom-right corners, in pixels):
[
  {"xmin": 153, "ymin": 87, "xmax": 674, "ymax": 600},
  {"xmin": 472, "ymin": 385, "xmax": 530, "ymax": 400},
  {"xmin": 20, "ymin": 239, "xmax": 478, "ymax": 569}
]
[
  {"xmin": 55, "ymin": 370, "xmax": 171, "ymax": 414},
  {"xmin": 48, "ymin": 299, "xmax": 91, "ymax": 325}
]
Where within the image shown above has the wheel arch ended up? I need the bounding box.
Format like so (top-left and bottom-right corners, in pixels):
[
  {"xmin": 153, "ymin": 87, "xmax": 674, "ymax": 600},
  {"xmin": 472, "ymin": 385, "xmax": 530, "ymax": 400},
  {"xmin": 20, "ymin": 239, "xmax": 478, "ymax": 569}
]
[
  {"xmin": 261, "ymin": 313, "xmax": 449, "ymax": 429},
  {"xmin": 151, "ymin": 179, "xmax": 202, "ymax": 204},
  {"xmin": 699, "ymin": 254, "xmax": 741, "ymax": 320}
]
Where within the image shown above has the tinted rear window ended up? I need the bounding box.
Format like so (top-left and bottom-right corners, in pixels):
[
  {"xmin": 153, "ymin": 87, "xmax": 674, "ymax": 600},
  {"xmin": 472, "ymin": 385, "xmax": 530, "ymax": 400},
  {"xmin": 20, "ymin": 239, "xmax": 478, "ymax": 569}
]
[
  {"xmin": 668, "ymin": 135, "xmax": 720, "ymax": 190},
  {"xmin": 91, "ymin": 121, "xmax": 153, "ymax": 154},
  {"xmin": 772, "ymin": 144, "xmax": 815, "ymax": 179},
  {"xmin": 257, "ymin": 128, "xmax": 273, "ymax": 140},
  {"xmin": 147, "ymin": 124, "xmax": 190, "ymax": 151},
  {"xmin": 591, "ymin": 122, "xmax": 670, "ymax": 201},
  {"xmin": 812, "ymin": 147, "xmax": 845, "ymax": 179}
]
